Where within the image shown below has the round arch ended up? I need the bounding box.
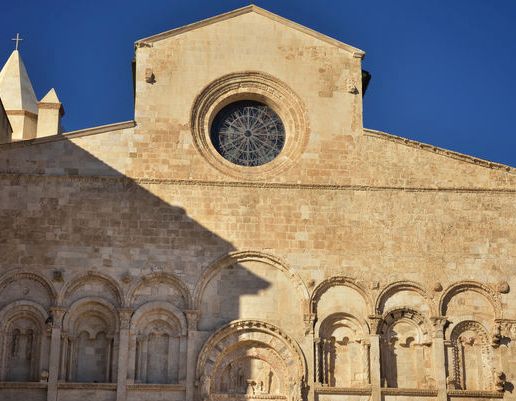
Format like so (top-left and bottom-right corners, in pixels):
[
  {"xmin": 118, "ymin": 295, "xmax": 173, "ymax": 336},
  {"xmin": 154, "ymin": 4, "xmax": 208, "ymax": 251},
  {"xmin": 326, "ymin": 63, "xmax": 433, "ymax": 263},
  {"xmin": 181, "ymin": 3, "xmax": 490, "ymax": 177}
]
[
  {"xmin": 375, "ymin": 280, "xmax": 436, "ymax": 316},
  {"xmin": 62, "ymin": 296, "xmax": 119, "ymax": 334},
  {"xmin": 193, "ymin": 250, "xmax": 310, "ymax": 312},
  {"xmin": 196, "ymin": 319, "xmax": 307, "ymax": 400},
  {"xmin": 59, "ymin": 271, "xmax": 124, "ymax": 306},
  {"xmin": 310, "ymin": 276, "xmax": 373, "ymax": 315},
  {"xmin": 0, "ymin": 270, "xmax": 57, "ymax": 306},
  {"xmin": 126, "ymin": 272, "xmax": 192, "ymax": 309},
  {"xmin": 131, "ymin": 301, "xmax": 187, "ymax": 336},
  {"xmin": 439, "ymin": 280, "xmax": 500, "ymax": 319}
]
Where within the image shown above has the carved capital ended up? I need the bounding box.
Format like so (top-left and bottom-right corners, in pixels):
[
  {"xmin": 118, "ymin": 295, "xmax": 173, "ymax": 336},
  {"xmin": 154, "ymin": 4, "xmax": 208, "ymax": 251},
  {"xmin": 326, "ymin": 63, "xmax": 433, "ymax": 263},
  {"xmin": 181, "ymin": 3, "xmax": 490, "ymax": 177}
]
[
  {"xmin": 49, "ymin": 306, "xmax": 66, "ymax": 329},
  {"xmin": 304, "ymin": 313, "xmax": 316, "ymax": 335},
  {"xmin": 430, "ymin": 316, "xmax": 448, "ymax": 338},
  {"xmin": 368, "ymin": 315, "xmax": 382, "ymax": 335},
  {"xmin": 118, "ymin": 308, "xmax": 134, "ymax": 330},
  {"xmin": 185, "ymin": 310, "xmax": 200, "ymax": 331}
]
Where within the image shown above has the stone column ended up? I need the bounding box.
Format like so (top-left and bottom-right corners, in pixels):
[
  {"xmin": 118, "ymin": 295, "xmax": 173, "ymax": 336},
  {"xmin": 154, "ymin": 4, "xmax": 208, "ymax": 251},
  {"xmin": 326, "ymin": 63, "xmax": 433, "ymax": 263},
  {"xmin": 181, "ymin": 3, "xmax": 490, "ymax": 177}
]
[
  {"xmin": 431, "ymin": 316, "xmax": 448, "ymax": 401},
  {"xmin": 116, "ymin": 308, "xmax": 133, "ymax": 401},
  {"xmin": 368, "ymin": 315, "xmax": 382, "ymax": 401},
  {"xmin": 313, "ymin": 338, "xmax": 321, "ymax": 384},
  {"xmin": 185, "ymin": 310, "xmax": 200, "ymax": 401},
  {"xmin": 47, "ymin": 307, "xmax": 65, "ymax": 401}
]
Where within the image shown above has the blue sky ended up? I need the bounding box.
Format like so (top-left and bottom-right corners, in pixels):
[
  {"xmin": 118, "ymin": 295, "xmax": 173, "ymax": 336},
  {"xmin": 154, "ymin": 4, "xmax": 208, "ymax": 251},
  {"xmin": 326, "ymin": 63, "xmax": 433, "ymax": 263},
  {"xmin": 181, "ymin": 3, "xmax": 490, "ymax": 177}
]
[{"xmin": 1, "ymin": 0, "xmax": 515, "ymax": 166}]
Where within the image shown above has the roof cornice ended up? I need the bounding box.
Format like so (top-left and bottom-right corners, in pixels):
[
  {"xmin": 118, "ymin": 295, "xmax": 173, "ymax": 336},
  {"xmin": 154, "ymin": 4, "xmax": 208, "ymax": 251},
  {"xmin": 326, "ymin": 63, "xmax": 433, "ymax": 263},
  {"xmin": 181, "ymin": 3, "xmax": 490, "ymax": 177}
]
[{"xmin": 135, "ymin": 5, "xmax": 365, "ymax": 59}]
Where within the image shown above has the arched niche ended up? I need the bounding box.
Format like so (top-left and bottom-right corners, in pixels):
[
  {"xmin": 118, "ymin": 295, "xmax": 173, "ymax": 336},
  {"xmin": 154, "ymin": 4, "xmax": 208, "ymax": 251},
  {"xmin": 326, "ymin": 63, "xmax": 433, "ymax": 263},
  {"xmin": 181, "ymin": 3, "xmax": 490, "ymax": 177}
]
[
  {"xmin": 316, "ymin": 313, "xmax": 370, "ymax": 387},
  {"xmin": 128, "ymin": 301, "xmax": 187, "ymax": 384},
  {"xmin": 196, "ymin": 320, "xmax": 306, "ymax": 401},
  {"xmin": 0, "ymin": 301, "xmax": 48, "ymax": 382},
  {"xmin": 194, "ymin": 251, "xmax": 309, "ymax": 333},
  {"xmin": 379, "ymin": 308, "xmax": 434, "ymax": 389},
  {"xmin": 61, "ymin": 297, "xmax": 119, "ymax": 383},
  {"xmin": 59, "ymin": 271, "xmax": 123, "ymax": 307},
  {"xmin": 127, "ymin": 272, "xmax": 191, "ymax": 309},
  {"xmin": 311, "ymin": 276, "xmax": 373, "ymax": 319},
  {"xmin": 0, "ymin": 270, "xmax": 56, "ymax": 310},
  {"xmin": 440, "ymin": 281, "xmax": 500, "ymax": 322},
  {"xmin": 447, "ymin": 320, "xmax": 495, "ymax": 391},
  {"xmin": 375, "ymin": 281, "xmax": 435, "ymax": 316}
]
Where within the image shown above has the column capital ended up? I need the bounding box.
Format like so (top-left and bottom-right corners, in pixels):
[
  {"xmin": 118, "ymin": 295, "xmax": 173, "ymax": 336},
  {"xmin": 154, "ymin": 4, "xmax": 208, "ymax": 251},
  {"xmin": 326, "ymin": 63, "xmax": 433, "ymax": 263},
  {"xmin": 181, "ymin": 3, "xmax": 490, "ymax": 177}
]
[
  {"xmin": 118, "ymin": 308, "xmax": 134, "ymax": 330},
  {"xmin": 48, "ymin": 306, "xmax": 67, "ymax": 329},
  {"xmin": 368, "ymin": 315, "xmax": 383, "ymax": 335},
  {"xmin": 185, "ymin": 309, "xmax": 201, "ymax": 331},
  {"xmin": 430, "ymin": 316, "xmax": 448, "ymax": 338}
]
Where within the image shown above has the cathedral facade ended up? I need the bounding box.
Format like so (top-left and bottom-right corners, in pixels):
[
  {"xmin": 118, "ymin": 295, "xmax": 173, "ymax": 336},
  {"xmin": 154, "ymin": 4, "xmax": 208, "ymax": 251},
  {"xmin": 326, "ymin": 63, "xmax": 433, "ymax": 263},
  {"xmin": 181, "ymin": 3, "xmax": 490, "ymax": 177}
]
[{"xmin": 0, "ymin": 6, "xmax": 515, "ymax": 401}]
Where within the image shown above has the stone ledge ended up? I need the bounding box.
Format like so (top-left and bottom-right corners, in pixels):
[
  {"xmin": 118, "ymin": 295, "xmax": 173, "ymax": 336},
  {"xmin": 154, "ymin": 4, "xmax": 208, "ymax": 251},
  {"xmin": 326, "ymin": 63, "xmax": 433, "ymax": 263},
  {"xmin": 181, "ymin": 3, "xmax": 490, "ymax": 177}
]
[
  {"xmin": 0, "ymin": 381, "xmax": 47, "ymax": 389},
  {"xmin": 448, "ymin": 389, "xmax": 504, "ymax": 398},
  {"xmin": 381, "ymin": 387, "xmax": 438, "ymax": 396},
  {"xmin": 314, "ymin": 385, "xmax": 372, "ymax": 395},
  {"xmin": 127, "ymin": 383, "xmax": 186, "ymax": 392},
  {"xmin": 57, "ymin": 382, "xmax": 117, "ymax": 390}
]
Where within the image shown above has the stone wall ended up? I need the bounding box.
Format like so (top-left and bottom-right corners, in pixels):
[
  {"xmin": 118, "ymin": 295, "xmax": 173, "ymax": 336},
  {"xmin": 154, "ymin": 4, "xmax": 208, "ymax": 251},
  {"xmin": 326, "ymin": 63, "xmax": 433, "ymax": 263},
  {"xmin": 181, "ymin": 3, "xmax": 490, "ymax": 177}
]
[{"xmin": 0, "ymin": 6, "xmax": 514, "ymax": 401}]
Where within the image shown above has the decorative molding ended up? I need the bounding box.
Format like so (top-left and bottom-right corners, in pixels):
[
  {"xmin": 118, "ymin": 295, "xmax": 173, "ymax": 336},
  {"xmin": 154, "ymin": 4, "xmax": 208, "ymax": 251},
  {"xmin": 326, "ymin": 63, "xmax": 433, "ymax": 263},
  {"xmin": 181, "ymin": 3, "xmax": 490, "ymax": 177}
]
[
  {"xmin": 439, "ymin": 281, "xmax": 502, "ymax": 319},
  {"xmin": 59, "ymin": 270, "xmax": 124, "ymax": 306},
  {"xmin": 0, "ymin": 269, "xmax": 57, "ymax": 305},
  {"xmin": 0, "ymin": 173, "xmax": 515, "ymax": 194},
  {"xmin": 381, "ymin": 387, "xmax": 438, "ymax": 396},
  {"xmin": 190, "ymin": 71, "xmax": 309, "ymax": 181},
  {"xmin": 0, "ymin": 121, "xmax": 135, "ymax": 150},
  {"xmin": 375, "ymin": 280, "xmax": 435, "ymax": 316},
  {"xmin": 314, "ymin": 385, "xmax": 372, "ymax": 395},
  {"xmin": 193, "ymin": 250, "xmax": 309, "ymax": 312},
  {"xmin": 364, "ymin": 128, "xmax": 515, "ymax": 173},
  {"xmin": 447, "ymin": 389, "xmax": 504, "ymax": 398},
  {"xmin": 127, "ymin": 383, "xmax": 186, "ymax": 391},
  {"xmin": 310, "ymin": 276, "xmax": 373, "ymax": 316},
  {"xmin": 57, "ymin": 382, "xmax": 117, "ymax": 390},
  {"xmin": 135, "ymin": 5, "xmax": 364, "ymax": 58},
  {"xmin": 0, "ymin": 381, "xmax": 48, "ymax": 389}
]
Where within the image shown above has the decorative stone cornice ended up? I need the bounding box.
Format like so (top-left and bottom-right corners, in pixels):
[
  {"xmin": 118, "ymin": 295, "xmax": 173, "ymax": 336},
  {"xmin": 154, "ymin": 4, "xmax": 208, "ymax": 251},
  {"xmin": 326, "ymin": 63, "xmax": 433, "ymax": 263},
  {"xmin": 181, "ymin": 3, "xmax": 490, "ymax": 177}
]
[
  {"xmin": 57, "ymin": 382, "xmax": 117, "ymax": 390},
  {"xmin": 381, "ymin": 388, "xmax": 438, "ymax": 396},
  {"xmin": 364, "ymin": 128, "xmax": 514, "ymax": 173},
  {"xmin": 0, "ymin": 173, "xmax": 514, "ymax": 194},
  {"xmin": 447, "ymin": 389, "xmax": 504, "ymax": 398},
  {"xmin": 127, "ymin": 384, "xmax": 186, "ymax": 391},
  {"xmin": 314, "ymin": 386, "xmax": 372, "ymax": 395},
  {"xmin": 0, "ymin": 382, "xmax": 47, "ymax": 389}
]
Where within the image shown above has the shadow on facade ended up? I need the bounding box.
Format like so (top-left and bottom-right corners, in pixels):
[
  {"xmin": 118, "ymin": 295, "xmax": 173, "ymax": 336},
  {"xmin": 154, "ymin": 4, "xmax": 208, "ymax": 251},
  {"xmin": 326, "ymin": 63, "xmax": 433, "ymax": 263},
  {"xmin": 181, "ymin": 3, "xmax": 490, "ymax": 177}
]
[{"xmin": 0, "ymin": 135, "xmax": 279, "ymax": 400}]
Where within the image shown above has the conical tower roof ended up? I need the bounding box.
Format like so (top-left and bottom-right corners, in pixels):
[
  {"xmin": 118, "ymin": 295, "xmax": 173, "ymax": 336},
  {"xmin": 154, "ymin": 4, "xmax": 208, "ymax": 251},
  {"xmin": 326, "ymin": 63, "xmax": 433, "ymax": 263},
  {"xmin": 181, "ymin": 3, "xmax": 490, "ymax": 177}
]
[{"xmin": 0, "ymin": 50, "xmax": 38, "ymax": 114}]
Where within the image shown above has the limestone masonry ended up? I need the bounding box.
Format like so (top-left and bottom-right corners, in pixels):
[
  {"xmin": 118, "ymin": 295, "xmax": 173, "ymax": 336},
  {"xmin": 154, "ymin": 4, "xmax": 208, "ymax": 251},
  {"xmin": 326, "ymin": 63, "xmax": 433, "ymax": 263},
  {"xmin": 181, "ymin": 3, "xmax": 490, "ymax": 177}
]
[{"xmin": 0, "ymin": 5, "xmax": 514, "ymax": 401}]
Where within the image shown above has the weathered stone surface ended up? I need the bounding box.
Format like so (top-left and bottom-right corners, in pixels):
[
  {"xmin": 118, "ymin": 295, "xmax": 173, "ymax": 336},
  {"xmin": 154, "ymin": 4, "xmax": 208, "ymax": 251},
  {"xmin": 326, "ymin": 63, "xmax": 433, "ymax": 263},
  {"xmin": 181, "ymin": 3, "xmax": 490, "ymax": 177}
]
[{"xmin": 0, "ymin": 5, "xmax": 514, "ymax": 401}]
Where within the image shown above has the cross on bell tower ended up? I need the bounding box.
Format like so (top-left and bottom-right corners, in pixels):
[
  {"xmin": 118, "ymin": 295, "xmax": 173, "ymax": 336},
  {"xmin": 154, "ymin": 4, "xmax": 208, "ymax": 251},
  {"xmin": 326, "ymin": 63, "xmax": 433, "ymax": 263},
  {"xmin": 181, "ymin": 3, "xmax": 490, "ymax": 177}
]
[{"xmin": 11, "ymin": 33, "xmax": 23, "ymax": 50}]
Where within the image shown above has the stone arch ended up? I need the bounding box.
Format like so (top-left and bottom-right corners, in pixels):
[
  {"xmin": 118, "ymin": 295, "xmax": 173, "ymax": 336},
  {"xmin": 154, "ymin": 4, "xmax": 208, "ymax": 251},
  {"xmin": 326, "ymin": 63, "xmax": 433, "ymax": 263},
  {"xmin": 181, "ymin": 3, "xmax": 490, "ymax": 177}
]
[
  {"xmin": 196, "ymin": 319, "xmax": 307, "ymax": 401},
  {"xmin": 193, "ymin": 250, "xmax": 310, "ymax": 312},
  {"xmin": 447, "ymin": 320, "xmax": 494, "ymax": 391},
  {"xmin": 131, "ymin": 301, "xmax": 187, "ymax": 337},
  {"xmin": 439, "ymin": 281, "xmax": 500, "ymax": 319},
  {"xmin": 316, "ymin": 312, "xmax": 370, "ymax": 387},
  {"xmin": 0, "ymin": 270, "xmax": 57, "ymax": 308},
  {"xmin": 0, "ymin": 300, "xmax": 48, "ymax": 381},
  {"xmin": 379, "ymin": 308, "xmax": 433, "ymax": 389},
  {"xmin": 127, "ymin": 272, "xmax": 192, "ymax": 309},
  {"xmin": 62, "ymin": 297, "xmax": 118, "ymax": 383},
  {"xmin": 375, "ymin": 281, "xmax": 435, "ymax": 316},
  {"xmin": 59, "ymin": 271, "xmax": 123, "ymax": 307},
  {"xmin": 129, "ymin": 301, "xmax": 187, "ymax": 384},
  {"xmin": 310, "ymin": 276, "xmax": 373, "ymax": 315}
]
